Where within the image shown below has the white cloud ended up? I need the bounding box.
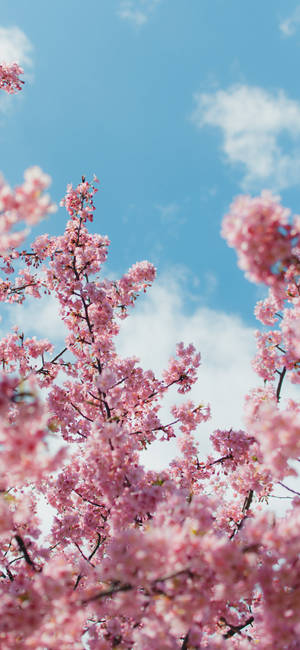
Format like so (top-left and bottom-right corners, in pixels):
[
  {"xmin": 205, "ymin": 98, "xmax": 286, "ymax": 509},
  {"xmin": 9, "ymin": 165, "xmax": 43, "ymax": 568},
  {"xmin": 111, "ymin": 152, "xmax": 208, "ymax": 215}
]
[
  {"xmin": 116, "ymin": 271, "xmax": 258, "ymax": 469},
  {"xmin": 5, "ymin": 294, "xmax": 66, "ymax": 343},
  {"xmin": 0, "ymin": 26, "xmax": 33, "ymax": 66},
  {"xmin": 190, "ymin": 84, "xmax": 300, "ymax": 190},
  {"xmin": 279, "ymin": 6, "xmax": 300, "ymax": 37},
  {"xmin": 117, "ymin": 0, "xmax": 161, "ymax": 27}
]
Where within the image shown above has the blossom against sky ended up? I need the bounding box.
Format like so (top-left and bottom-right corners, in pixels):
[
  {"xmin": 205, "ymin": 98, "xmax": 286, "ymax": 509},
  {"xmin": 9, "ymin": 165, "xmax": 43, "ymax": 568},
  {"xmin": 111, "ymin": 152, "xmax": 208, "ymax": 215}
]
[
  {"xmin": 0, "ymin": 0, "xmax": 299, "ymax": 464},
  {"xmin": 1, "ymin": 0, "xmax": 299, "ymax": 317}
]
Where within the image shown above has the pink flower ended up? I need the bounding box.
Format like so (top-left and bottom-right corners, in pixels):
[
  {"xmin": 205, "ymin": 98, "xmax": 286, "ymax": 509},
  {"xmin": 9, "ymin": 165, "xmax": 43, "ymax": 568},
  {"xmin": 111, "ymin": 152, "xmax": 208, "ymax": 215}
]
[
  {"xmin": 0, "ymin": 62, "xmax": 24, "ymax": 94},
  {"xmin": 222, "ymin": 191, "xmax": 296, "ymax": 286}
]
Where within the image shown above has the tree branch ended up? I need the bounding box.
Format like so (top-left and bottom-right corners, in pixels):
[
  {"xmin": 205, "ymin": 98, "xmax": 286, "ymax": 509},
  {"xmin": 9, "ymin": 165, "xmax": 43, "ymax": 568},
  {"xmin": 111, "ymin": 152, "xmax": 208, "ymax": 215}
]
[
  {"xmin": 220, "ymin": 615, "xmax": 254, "ymax": 639},
  {"xmin": 181, "ymin": 631, "xmax": 189, "ymax": 649},
  {"xmin": 276, "ymin": 366, "xmax": 286, "ymax": 402},
  {"xmin": 15, "ymin": 535, "xmax": 41, "ymax": 572},
  {"xmin": 230, "ymin": 489, "xmax": 253, "ymax": 540}
]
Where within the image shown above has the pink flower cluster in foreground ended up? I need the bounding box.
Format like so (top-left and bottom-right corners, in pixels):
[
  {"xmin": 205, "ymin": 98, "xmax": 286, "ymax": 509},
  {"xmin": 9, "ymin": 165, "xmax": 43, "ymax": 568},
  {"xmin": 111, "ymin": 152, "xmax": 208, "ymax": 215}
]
[{"xmin": 0, "ymin": 65, "xmax": 299, "ymax": 649}]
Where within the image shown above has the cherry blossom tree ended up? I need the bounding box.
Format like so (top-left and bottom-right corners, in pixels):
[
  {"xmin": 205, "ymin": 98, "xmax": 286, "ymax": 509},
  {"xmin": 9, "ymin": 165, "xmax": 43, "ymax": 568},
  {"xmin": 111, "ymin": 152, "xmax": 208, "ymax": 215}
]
[{"xmin": 0, "ymin": 63, "xmax": 299, "ymax": 649}]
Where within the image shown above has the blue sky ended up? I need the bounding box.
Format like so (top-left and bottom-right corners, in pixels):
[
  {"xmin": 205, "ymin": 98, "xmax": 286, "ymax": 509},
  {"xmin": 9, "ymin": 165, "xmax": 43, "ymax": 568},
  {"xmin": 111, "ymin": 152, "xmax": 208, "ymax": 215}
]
[
  {"xmin": 1, "ymin": 1, "xmax": 300, "ymax": 471},
  {"xmin": 2, "ymin": 0, "xmax": 300, "ymax": 319}
]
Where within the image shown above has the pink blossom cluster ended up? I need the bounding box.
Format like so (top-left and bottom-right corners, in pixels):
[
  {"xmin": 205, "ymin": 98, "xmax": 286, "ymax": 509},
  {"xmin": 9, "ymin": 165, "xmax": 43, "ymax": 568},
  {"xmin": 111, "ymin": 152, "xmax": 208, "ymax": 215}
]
[
  {"xmin": 0, "ymin": 372, "xmax": 64, "ymax": 504},
  {"xmin": 0, "ymin": 181, "xmax": 294, "ymax": 648},
  {"xmin": 245, "ymin": 389, "xmax": 300, "ymax": 479},
  {"xmin": 0, "ymin": 166, "xmax": 56, "ymax": 258},
  {"xmin": 163, "ymin": 342, "xmax": 201, "ymax": 393},
  {"xmin": 171, "ymin": 401, "xmax": 211, "ymax": 434},
  {"xmin": 0, "ymin": 62, "xmax": 24, "ymax": 93},
  {"xmin": 208, "ymin": 428, "xmax": 272, "ymax": 501},
  {"xmin": 222, "ymin": 190, "xmax": 298, "ymax": 286},
  {"xmin": 252, "ymin": 330, "xmax": 282, "ymax": 381},
  {"xmin": 223, "ymin": 189, "xmax": 300, "ymax": 402},
  {"xmin": 0, "ymin": 66, "xmax": 300, "ymax": 649},
  {"xmin": 60, "ymin": 176, "xmax": 98, "ymax": 222},
  {"xmin": 254, "ymin": 290, "xmax": 281, "ymax": 325},
  {"xmin": 210, "ymin": 428, "xmax": 255, "ymax": 465},
  {"xmin": 252, "ymin": 294, "xmax": 300, "ymax": 385}
]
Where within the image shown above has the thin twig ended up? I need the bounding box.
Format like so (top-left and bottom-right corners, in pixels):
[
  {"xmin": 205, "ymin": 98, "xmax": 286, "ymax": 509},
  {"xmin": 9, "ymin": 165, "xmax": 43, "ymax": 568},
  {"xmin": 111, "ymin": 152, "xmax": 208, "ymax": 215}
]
[
  {"xmin": 278, "ymin": 482, "xmax": 300, "ymax": 497},
  {"xmin": 82, "ymin": 568, "xmax": 193, "ymax": 605}
]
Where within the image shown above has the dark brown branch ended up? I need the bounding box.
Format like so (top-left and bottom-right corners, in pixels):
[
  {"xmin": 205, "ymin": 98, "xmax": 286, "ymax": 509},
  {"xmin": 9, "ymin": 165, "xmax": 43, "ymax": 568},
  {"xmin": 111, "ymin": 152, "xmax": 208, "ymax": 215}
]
[
  {"xmin": 242, "ymin": 489, "xmax": 254, "ymax": 513},
  {"xmin": 276, "ymin": 366, "xmax": 286, "ymax": 402},
  {"xmin": 5, "ymin": 567, "xmax": 14, "ymax": 581},
  {"xmin": 35, "ymin": 347, "xmax": 68, "ymax": 376},
  {"xmin": 208, "ymin": 453, "xmax": 233, "ymax": 466},
  {"xmin": 275, "ymin": 344, "xmax": 286, "ymax": 354},
  {"xmin": 8, "ymin": 282, "xmax": 39, "ymax": 295},
  {"xmin": 73, "ymin": 574, "xmax": 82, "ymax": 590},
  {"xmin": 73, "ymin": 541, "xmax": 95, "ymax": 566},
  {"xmin": 70, "ymin": 218, "xmax": 111, "ymax": 425},
  {"xmin": 72, "ymin": 252, "xmax": 111, "ymax": 420},
  {"xmin": 181, "ymin": 631, "xmax": 189, "ymax": 649},
  {"xmin": 82, "ymin": 582, "xmax": 132, "ymax": 604},
  {"xmin": 70, "ymin": 402, "xmax": 94, "ymax": 423},
  {"xmin": 230, "ymin": 490, "xmax": 253, "ymax": 540},
  {"xmin": 82, "ymin": 568, "xmax": 193, "ymax": 605},
  {"xmin": 221, "ymin": 615, "xmax": 254, "ymax": 639},
  {"xmin": 88, "ymin": 533, "xmax": 103, "ymax": 561},
  {"xmin": 15, "ymin": 535, "xmax": 41, "ymax": 572},
  {"xmin": 50, "ymin": 347, "xmax": 68, "ymax": 364},
  {"xmin": 74, "ymin": 491, "xmax": 103, "ymax": 509},
  {"xmin": 73, "ymin": 534, "xmax": 104, "ymax": 591},
  {"xmin": 73, "ymin": 533, "xmax": 103, "ymax": 567}
]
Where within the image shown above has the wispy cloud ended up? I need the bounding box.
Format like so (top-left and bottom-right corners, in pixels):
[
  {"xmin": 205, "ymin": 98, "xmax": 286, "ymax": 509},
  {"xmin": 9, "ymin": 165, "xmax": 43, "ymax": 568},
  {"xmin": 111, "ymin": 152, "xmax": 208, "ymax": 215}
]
[
  {"xmin": 190, "ymin": 84, "xmax": 300, "ymax": 190},
  {"xmin": 155, "ymin": 202, "xmax": 187, "ymax": 239},
  {"xmin": 5, "ymin": 294, "xmax": 66, "ymax": 343},
  {"xmin": 117, "ymin": 270, "xmax": 258, "ymax": 469},
  {"xmin": 117, "ymin": 0, "xmax": 161, "ymax": 27},
  {"xmin": 0, "ymin": 26, "xmax": 33, "ymax": 66},
  {"xmin": 279, "ymin": 6, "xmax": 300, "ymax": 37}
]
